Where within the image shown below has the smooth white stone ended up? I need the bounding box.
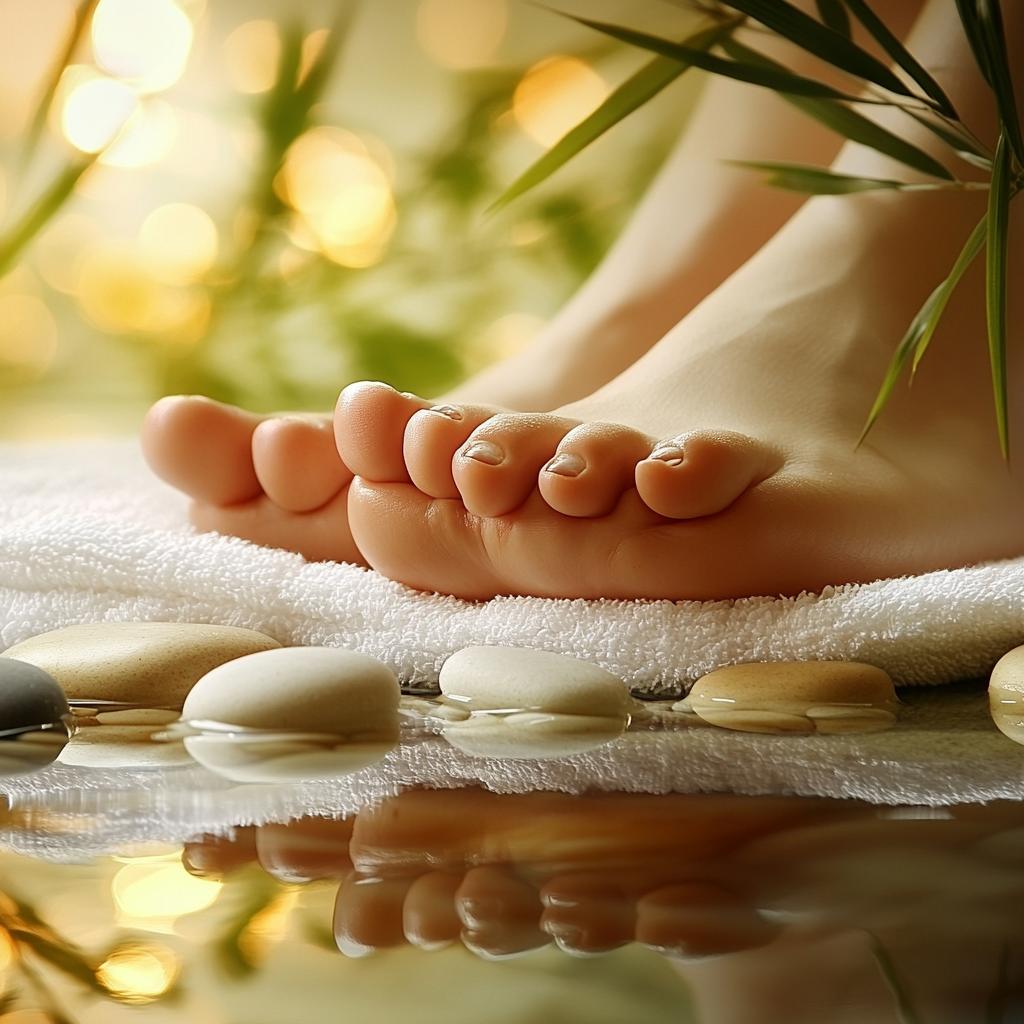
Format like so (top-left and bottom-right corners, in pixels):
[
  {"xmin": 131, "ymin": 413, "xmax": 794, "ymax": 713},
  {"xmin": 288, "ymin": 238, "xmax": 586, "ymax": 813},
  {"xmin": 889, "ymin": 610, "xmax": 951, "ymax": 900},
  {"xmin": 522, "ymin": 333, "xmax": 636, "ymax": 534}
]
[
  {"xmin": 1, "ymin": 622, "xmax": 280, "ymax": 709},
  {"xmin": 439, "ymin": 646, "xmax": 631, "ymax": 717},
  {"xmin": 182, "ymin": 647, "xmax": 400, "ymax": 743},
  {"xmin": 443, "ymin": 711, "xmax": 626, "ymax": 759},
  {"xmin": 688, "ymin": 662, "xmax": 899, "ymax": 735},
  {"xmin": 989, "ymin": 646, "xmax": 1024, "ymax": 745}
]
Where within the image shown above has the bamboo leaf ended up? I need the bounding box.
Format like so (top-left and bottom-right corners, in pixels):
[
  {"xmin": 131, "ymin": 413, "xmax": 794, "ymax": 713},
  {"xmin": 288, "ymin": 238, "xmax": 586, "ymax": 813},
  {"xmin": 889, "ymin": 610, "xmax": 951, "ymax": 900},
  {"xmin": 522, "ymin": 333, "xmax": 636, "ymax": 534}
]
[
  {"xmin": 842, "ymin": 0, "xmax": 957, "ymax": 116},
  {"xmin": 0, "ymin": 158, "xmax": 95, "ymax": 279},
  {"xmin": 720, "ymin": 0, "xmax": 913, "ymax": 96},
  {"xmin": 986, "ymin": 133, "xmax": 1011, "ymax": 460},
  {"xmin": 10, "ymin": 927, "xmax": 105, "ymax": 993},
  {"xmin": 724, "ymin": 39, "xmax": 955, "ymax": 179},
  {"xmin": 816, "ymin": 0, "xmax": 851, "ymax": 37},
  {"xmin": 976, "ymin": 1, "xmax": 1024, "ymax": 167},
  {"xmin": 489, "ymin": 21, "xmax": 737, "ymax": 212},
  {"xmin": 905, "ymin": 111, "xmax": 992, "ymax": 166},
  {"xmin": 956, "ymin": 0, "xmax": 994, "ymax": 85},
  {"xmin": 730, "ymin": 160, "xmax": 908, "ymax": 192},
  {"xmin": 868, "ymin": 933, "xmax": 923, "ymax": 1024},
  {"xmin": 570, "ymin": 18, "xmax": 867, "ymax": 100},
  {"xmin": 858, "ymin": 214, "xmax": 986, "ymax": 444}
]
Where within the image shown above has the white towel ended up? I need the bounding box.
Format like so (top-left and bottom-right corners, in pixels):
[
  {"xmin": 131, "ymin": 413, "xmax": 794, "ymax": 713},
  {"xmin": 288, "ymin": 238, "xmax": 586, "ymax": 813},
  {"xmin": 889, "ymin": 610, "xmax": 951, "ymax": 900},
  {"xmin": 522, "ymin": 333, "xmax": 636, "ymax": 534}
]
[
  {"xmin": 1, "ymin": 436, "xmax": 1024, "ymax": 852},
  {"xmin": 2, "ymin": 439, "xmax": 1024, "ymax": 692}
]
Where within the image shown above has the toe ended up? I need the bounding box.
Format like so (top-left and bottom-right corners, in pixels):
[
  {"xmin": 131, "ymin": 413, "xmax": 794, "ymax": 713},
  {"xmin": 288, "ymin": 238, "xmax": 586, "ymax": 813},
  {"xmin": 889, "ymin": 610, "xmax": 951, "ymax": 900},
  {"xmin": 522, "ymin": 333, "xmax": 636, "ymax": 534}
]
[
  {"xmin": 455, "ymin": 866, "xmax": 549, "ymax": 959},
  {"xmin": 141, "ymin": 395, "xmax": 264, "ymax": 506},
  {"xmin": 403, "ymin": 404, "xmax": 501, "ymax": 499},
  {"xmin": 634, "ymin": 429, "xmax": 783, "ymax": 520},
  {"xmin": 538, "ymin": 422, "xmax": 654, "ymax": 518},
  {"xmin": 539, "ymin": 875, "xmax": 635, "ymax": 955},
  {"xmin": 255, "ymin": 816, "xmax": 354, "ymax": 883},
  {"xmin": 334, "ymin": 873, "xmax": 415, "ymax": 957},
  {"xmin": 334, "ymin": 382, "xmax": 432, "ymax": 483},
  {"xmin": 403, "ymin": 871, "xmax": 464, "ymax": 951},
  {"xmin": 453, "ymin": 414, "xmax": 578, "ymax": 518},
  {"xmin": 252, "ymin": 415, "xmax": 352, "ymax": 512}
]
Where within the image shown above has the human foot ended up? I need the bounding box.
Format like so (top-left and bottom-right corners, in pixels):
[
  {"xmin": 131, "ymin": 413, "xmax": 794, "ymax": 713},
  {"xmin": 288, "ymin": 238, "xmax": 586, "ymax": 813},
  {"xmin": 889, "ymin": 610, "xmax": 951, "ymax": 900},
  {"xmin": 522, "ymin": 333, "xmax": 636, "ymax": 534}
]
[{"xmin": 342, "ymin": 2, "xmax": 1024, "ymax": 601}]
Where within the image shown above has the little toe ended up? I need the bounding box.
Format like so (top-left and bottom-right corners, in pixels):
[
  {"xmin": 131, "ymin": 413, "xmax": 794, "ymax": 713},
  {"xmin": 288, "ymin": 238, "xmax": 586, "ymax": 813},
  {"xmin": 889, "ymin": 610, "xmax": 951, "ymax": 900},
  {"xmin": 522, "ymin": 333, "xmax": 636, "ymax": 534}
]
[
  {"xmin": 538, "ymin": 423, "xmax": 653, "ymax": 518},
  {"xmin": 252, "ymin": 415, "xmax": 352, "ymax": 512},
  {"xmin": 404, "ymin": 404, "xmax": 501, "ymax": 499},
  {"xmin": 453, "ymin": 414, "xmax": 578, "ymax": 518},
  {"xmin": 334, "ymin": 873, "xmax": 416, "ymax": 957},
  {"xmin": 141, "ymin": 395, "xmax": 264, "ymax": 506},
  {"xmin": 635, "ymin": 430, "xmax": 783, "ymax": 520},
  {"xmin": 334, "ymin": 382, "xmax": 433, "ymax": 483}
]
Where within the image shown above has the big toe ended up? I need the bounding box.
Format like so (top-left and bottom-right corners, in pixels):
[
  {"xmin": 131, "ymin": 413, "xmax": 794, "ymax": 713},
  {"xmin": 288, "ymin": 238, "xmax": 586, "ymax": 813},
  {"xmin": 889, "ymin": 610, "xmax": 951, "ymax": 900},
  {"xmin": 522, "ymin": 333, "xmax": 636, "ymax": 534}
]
[
  {"xmin": 334, "ymin": 382, "xmax": 432, "ymax": 482},
  {"xmin": 538, "ymin": 422, "xmax": 654, "ymax": 518},
  {"xmin": 635, "ymin": 430, "xmax": 783, "ymax": 520},
  {"xmin": 252, "ymin": 415, "xmax": 352, "ymax": 512},
  {"xmin": 141, "ymin": 395, "xmax": 264, "ymax": 506},
  {"xmin": 453, "ymin": 413, "xmax": 579, "ymax": 518}
]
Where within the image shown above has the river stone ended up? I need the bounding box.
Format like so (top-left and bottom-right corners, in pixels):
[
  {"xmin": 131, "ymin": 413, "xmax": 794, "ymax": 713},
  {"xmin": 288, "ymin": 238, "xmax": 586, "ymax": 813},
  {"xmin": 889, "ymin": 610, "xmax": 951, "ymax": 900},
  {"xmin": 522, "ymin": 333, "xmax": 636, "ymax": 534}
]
[
  {"xmin": 439, "ymin": 646, "xmax": 631, "ymax": 717},
  {"xmin": 1, "ymin": 623, "xmax": 280, "ymax": 710},
  {"xmin": 688, "ymin": 662, "xmax": 899, "ymax": 735},
  {"xmin": 0, "ymin": 659, "xmax": 71, "ymax": 774},
  {"xmin": 989, "ymin": 646, "xmax": 1024, "ymax": 745},
  {"xmin": 182, "ymin": 646, "xmax": 401, "ymax": 741}
]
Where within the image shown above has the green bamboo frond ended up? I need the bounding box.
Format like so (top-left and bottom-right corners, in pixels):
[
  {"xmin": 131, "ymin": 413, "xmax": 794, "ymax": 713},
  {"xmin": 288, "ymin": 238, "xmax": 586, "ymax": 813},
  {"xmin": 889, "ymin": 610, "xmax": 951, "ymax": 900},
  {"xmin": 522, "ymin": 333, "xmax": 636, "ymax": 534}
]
[
  {"xmin": 858, "ymin": 214, "xmax": 987, "ymax": 446},
  {"xmin": 816, "ymin": 0, "xmax": 851, "ymax": 37},
  {"xmin": 729, "ymin": 160, "xmax": 908, "ymax": 192},
  {"xmin": 905, "ymin": 111, "xmax": 992, "ymax": 166},
  {"xmin": 986, "ymin": 133, "xmax": 1011, "ymax": 461},
  {"xmin": 976, "ymin": 1, "xmax": 1024, "ymax": 167},
  {"xmin": 956, "ymin": 0, "xmax": 994, "ymax": 84},
  {"xmin": 489, "ymin": 20, "xmax": 739, "ymax": 213},
  {"xmin": 721, "ymin": 0, "xmax": 913, "ymax": 96},
  {"xmin": 843, "ymin": 0, "xmax": 957, "ymax": 116},
  {"xmin": 570, "ymin": 18, "xmax": 866, "ymax": 101},
  {"xmin": 868, "ymin": 933, "xmax": 923, "ymax": 1024},
  {"xmin": 723, "ymin": 39, "xmax": 955, "ymax": 180}
]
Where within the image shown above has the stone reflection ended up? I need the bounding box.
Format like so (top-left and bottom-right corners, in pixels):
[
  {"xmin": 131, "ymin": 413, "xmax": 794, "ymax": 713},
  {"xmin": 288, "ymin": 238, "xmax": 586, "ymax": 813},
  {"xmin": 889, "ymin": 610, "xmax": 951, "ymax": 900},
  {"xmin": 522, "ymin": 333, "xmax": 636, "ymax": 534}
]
[{"xmin": 182, "ymin": 790, "xmax": 1024, "ymax": 1022}]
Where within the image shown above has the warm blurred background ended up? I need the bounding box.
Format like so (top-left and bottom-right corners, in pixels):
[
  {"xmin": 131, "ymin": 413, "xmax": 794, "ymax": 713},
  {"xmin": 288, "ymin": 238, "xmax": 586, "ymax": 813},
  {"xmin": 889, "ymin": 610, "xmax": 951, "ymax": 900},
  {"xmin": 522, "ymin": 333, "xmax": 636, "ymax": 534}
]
[{"xmin": 0, "ymin": 0, "xmax": 704, "ymax": 441}]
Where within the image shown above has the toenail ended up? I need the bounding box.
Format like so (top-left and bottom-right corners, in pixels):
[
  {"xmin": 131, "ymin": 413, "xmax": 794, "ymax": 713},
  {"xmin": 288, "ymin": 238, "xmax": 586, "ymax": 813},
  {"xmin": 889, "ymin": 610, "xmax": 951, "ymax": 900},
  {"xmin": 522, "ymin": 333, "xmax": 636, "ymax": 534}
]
[
  {"xmin": 429, "ymin": 405, "xmax": 464, "ymax": 421},
  {"xmin": 649, "ymin": 445, "xmax": 685, "ymax": 468},
  {"xmin": 462, "ymin": 441, "xmax": 504, "ymax": 466},
  {"xmin": 543, "ymin": 453, "xmax": 585, "ymax": 477}
]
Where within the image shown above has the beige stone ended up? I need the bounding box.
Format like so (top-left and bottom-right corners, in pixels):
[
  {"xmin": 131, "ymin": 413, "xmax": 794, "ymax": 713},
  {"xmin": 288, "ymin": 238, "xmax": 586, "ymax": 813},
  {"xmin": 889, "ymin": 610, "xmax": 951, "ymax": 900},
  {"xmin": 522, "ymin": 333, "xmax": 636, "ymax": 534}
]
[
  {"xmin": 689, "ymin": 661, "xmax": 899, "ymax": 736},
  {"xmin": 182, "ymin": 646, "xmax": 400, "ymax": 741},
  {"xmin": 988, "ymin": 645, "xmax": 1024, "ymax": 745},
  {"xmin": 58, "ymin": 725, "xmax": 193, "ymax": 767},
  {"xmin": 439, "ymin": 646, "xmax": 631, "ymax": 717},
  {"xmin": 443, "ymin": 710, "xmax": 627, "ymax": 759},
  {"xmin": 95, "ymin": 709, "xmax": 181, "ymax": 726},
  {"xmin": 1, "ymin": 623, "xmax": 280, "ymax": 709}
]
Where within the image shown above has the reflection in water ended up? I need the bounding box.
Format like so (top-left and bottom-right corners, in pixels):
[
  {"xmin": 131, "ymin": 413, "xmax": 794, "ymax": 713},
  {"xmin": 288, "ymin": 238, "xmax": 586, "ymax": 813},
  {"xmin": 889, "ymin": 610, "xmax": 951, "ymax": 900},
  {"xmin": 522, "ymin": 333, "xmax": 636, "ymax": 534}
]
[{"xmin": 1, "ymin": 790, "xmax": 1024, "ymax": 1020}]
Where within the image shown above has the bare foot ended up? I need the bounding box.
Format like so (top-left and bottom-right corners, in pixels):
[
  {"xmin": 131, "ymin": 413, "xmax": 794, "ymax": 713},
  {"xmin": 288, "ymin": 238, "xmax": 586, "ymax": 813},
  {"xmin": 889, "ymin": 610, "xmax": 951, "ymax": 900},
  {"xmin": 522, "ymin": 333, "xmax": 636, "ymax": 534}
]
[{"xmin": 341, "ymin": 2, "xmax": 1024, "ymax": 601}]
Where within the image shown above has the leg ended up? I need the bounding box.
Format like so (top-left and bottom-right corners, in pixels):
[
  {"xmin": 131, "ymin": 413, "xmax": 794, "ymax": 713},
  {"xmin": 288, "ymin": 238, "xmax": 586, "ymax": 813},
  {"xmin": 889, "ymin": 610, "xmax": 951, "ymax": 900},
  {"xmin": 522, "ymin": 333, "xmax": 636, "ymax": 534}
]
[{"xmin": 345, "ymin": 0, "xmax": 1024, "ymax": 600}]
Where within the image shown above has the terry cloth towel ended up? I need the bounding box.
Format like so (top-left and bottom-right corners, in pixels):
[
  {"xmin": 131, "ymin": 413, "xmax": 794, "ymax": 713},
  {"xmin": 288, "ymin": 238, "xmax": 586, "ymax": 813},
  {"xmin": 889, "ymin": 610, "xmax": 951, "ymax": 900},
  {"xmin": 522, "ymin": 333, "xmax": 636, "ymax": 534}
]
[{"xmin": 1, "ymin": 439, "xmax": 1023, "ymax": 694}]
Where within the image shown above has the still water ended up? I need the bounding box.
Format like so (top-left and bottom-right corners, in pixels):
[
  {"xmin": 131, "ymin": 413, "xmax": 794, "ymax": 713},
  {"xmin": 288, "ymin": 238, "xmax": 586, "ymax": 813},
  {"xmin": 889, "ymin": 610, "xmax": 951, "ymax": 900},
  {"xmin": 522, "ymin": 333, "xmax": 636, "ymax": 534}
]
[{"xmin": 1, "ymin": 687, "xmax": 1023, "ymax": 1024}]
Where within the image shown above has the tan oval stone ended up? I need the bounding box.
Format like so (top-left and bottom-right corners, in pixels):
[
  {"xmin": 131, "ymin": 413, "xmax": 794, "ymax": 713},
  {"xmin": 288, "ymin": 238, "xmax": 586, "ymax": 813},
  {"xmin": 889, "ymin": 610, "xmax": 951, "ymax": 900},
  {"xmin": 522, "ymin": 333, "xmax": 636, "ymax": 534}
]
[
  {"xmin": 988, "ymin": 645, "xmax": 1024, "ymax": 744},
  {"xmin": 439, "ymin": 646, "xmax": 631, "ymax": 717},
  {"xmin": 689, "ymin": 661, "xmax": 898, "ymax": 735},
  {"xmin": 692, "ymin": 708, "xmax": 815, "ymax": 734},
  {"xmin": 1, "ymin": 623, "xmax": 280, "ymax": 710},
  {"xmin": 182, "ymin": 646, "xmax": 400, "ymax": 742},
  {"xmin": 95, "ymin": 709, "xmax": 181, "ymax": 726}
]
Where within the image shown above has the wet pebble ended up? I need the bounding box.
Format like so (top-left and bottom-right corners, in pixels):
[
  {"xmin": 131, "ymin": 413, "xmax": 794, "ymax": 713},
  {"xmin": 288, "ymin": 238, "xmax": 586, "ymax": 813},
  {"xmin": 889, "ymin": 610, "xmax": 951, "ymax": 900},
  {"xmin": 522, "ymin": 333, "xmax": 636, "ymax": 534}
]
[
  {"xmin": 1, "ymin": 622, "xmax": 280, "ymax": 710},
  {"xmin": 439, "ymin": 647, "xmax": 632, "ymax": 759},
  {"xmin": 686, "ymin": 662, "xmax": 899, "ymax": 735},
  {"xmin": 0, "ymin": 659, "xmax": 72, "ymax": 774},
  {"xmin": 988, "ymin": 646, "xmax": 1024, "ymax": 745},
  {"xmin": 182, "ymin": 646, "xmax": 401, "ymax": 782}
]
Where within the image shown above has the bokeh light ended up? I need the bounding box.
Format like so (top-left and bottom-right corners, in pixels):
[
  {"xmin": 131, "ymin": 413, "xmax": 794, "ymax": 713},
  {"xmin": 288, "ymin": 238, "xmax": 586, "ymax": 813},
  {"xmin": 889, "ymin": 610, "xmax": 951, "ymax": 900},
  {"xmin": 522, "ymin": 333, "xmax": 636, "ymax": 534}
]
[
  {"xmin": 97, "ymin": 944, "xmax": 180, "ymax": 1004},
  {"xmin": 0, "ymin": 295, "xmax": 60, "ymax": 376},
  {"xmin": 112, "ymin": 858, "xmax": 221, "ymax": 919},
  {"xmin": 77, "ymin": 243, "xmax": 210, "ymax": 341},
  {"xmin": 480, "ymin": 311, "xmax": 545, "ymax": 360},
  {"xmin": 36, "ymin": 214, "xmax": 100, "ymax": 294},
  {"xmin": 91, "ymin": 0, "xmax": 194, "ymax": 94},
  {"xmin": 417, "ymin": 0, "xmax": 507, "ymax": 69},
  {"xmin": 278, "ymin": 127, "xmax": 396, "ymax": 268},
  {"xmin": 61, "ymin": 74, "xmax": 139, "ymax": 154},
  {"xmin": 223, "ymin": 20, "xmax": 280, "ymax": 94},
  {"xmin": 139, "ymin": 203, "xmax": 218, "ymax": 284},
  {"xmin": 102, "ymin": 98, "xmax": 177, "ymax": 168},
  {"xmin": 513, "ymin": 55, "xmax": 610, "ymax": 148},
  {"xmin": 299, "ymin": 28, "xmax": 330, "ymax": 86}
]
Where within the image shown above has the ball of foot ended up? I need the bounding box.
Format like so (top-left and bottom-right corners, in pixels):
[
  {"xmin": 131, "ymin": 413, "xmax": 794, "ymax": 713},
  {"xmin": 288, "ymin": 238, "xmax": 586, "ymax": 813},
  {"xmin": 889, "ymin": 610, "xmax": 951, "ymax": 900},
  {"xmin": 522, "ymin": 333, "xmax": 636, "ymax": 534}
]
[
  {"xmin": 1, "ymin": 622, "xmax": 281, "ymax": 710},
  {"xmin": 684, "ymin": 662, "xmax": 898, "ymax": 735}
]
